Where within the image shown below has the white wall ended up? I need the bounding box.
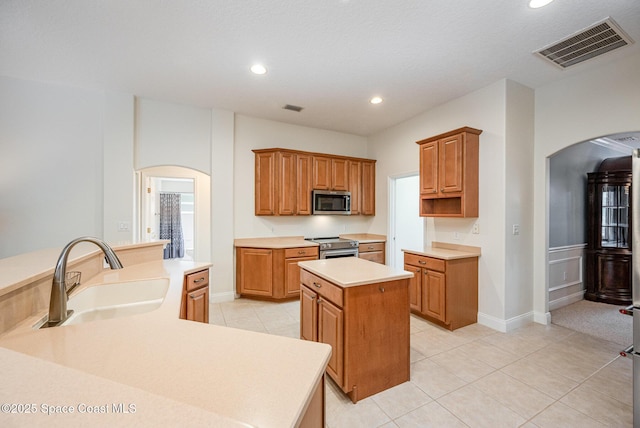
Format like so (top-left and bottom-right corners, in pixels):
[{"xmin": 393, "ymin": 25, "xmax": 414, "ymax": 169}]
[
  {"xmin": 135, "ymin": 98, "xmax": 212, "ymax": 174},
  {"xmin": 368, "ymin": 79, "xmax": 535, "ymax": 331},
  {"xmin": 233, "ymin": 114, "xmax": 373, "ymax": 239},
  {"xmin": 0, "ymin": 76, "xmax": 105, "ymax": 257},
  {"xmin": 533, "ymin": 51, "xmax": 640, "ymax": 320}
]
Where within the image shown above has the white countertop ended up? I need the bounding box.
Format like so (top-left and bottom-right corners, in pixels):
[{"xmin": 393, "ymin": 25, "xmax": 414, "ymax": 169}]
[
  {"xmin": 0, "ymin": 258, "xmax": 331, "ymax": 427},
  {"xmin": 298, "ymin": 257, "xmax": 412, "ymax": 287}
]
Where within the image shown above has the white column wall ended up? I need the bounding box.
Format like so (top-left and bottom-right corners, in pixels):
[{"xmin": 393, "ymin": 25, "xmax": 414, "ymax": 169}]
[
  {"xmin": 211, "ymin": 109, "xmax": 235, "ymax": 301},
  {"xmin": 103, "ymin": 92, "xmax": 135, "ymax": 245}
]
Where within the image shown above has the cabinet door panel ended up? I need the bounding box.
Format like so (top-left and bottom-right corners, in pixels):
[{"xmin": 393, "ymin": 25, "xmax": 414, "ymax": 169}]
[
  {"xmin": 361, "ymin": 161, "xmax": 375, "ymax": 215},
  {"xmin": 420, "ymin": 142, "xmax": 438, "ymax": 195},
  {"xmin": 359, "ymin": 251, "xmax": 384, "ymax": 264},
  {"xmin": 186, "ymin": 286, "xmax": 209, "ymax": 323},
  {"xmin": 312, "ymin": 156, "xmax": 331, "ymax": 190},
  {"xmin": 318, "ymin": 298, "xmax": 344, "ymax": 386},
  {"xmin": 300, "ymin": 286, "xmax": 318, "ymax": 342},
  {"xmin": 285, "ymin": 256, "xmax": 318, "ymax": 297},
  {"xmin": 439, "ymin": 134, "xmax": 463, "ymax": 194},
  {"xmin": 348, "ymin": 160, "xmax": 361, "ymax": 215},
  {"xmin": 423, "ymin": 270, "xmax": 446, "ymax": 322},
  {"xmin": 405, "ymin": 264, "xmax": 422, "ymax": 311},
  {"xmin": 277, "ymin": 152, "xmax": 297, "ymax": 215},
  {"xmin": 255, "ymin": 152, "xmax": 276, "ymax": 215},
  {"xmin": 238, "ymin": 249, "xmax": 273, "ymax": 296},
  {"xmin": 331, "ymin": 158, "xmax": 349, "ymax": 191},
  {"xmin": 297, "ymin": 154, "xmax": 313, "ymax": 215}
]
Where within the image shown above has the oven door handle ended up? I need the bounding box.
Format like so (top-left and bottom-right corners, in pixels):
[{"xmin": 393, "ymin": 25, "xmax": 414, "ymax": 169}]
[{"xmin": 321, "ymin": 248, "xmax": 359, "ymax": 259}]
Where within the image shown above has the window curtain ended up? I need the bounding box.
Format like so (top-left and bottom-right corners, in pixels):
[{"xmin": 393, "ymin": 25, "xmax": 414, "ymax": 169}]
[{"xmin": 159, "ymin": 193, "xmax": 185, "ymax": 259}]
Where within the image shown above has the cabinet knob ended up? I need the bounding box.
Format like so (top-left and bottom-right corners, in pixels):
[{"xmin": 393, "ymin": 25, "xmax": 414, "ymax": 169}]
[
  {"xmin": 379, "ymin": 286, "xmax": 385, "ymax": 293},
  {"xmin": 298, "ymin": 250, "xmax": 306, "ymax": 255},
  {"xmin": 440, "ymin": 188, "xmax": 444, "ymax": 192},
  {"xmin": 368, "ymin": 246, "xmax": 374, "ymax": 250},
  {"xmin": 418, "ymin": 260, "xmax": 426, "ymax": 265},
  {"xmin": 193, "ymin": 278, "xmax": 205, "ymax": 283},
  {"xmin": 313, "ymin": 282, "xmax": 322, "ymax": 288}
]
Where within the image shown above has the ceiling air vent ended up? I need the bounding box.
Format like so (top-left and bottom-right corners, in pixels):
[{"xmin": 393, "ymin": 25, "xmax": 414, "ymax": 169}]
[
  {"xmin": 283, "ymin": 104, "xmax": 304, "ymax": 112},
  {"xmin": 534, "ymin": 17, "xmax": 633, "ymax": 69}
]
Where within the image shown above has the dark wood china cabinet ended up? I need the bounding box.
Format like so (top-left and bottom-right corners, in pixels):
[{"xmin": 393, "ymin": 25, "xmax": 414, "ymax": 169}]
[{"xmin": 585, "ymin": 156, "xmax": 632, "ymax": 305}]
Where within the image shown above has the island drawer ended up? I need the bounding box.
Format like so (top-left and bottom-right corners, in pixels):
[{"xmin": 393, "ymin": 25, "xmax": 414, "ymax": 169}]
[
  {"xmin": 404, "ymin": 254, "xmax": 445, "ymax": 272},
  {"xmin": 300, "ymin": 269, "xmax": 343, "ymax": 307},
  {"xmin": 186, "ymin": 269, "xmax": 209, "ymax": 291},
  {"xmin": 285, "ymin": 247, "xmax": 319, "ymax": 258}
]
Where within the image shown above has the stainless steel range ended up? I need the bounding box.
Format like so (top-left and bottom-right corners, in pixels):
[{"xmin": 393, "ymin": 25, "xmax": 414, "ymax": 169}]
[{"xmin": 305, "ymin": 237, "xmax": 359, "ymax": 259}]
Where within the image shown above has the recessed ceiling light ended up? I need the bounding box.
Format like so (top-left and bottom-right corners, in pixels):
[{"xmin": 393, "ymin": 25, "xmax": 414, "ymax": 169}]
[
  {"xmin": 250, "ymin": 64, "xmax": 267, "ymax": 75},
  {"xmin": 370, "ymin": 96, "xmax": 383, "ymax": 105},
  {"xmin": 529, "ymin": 0, "xmax": 554, "ymax": 8}
]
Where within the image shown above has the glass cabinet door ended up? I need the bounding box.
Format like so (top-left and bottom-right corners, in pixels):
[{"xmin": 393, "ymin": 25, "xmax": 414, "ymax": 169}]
[{"xmin": 600, "ymin": 184, "xmax": 630, "ymax": 248}]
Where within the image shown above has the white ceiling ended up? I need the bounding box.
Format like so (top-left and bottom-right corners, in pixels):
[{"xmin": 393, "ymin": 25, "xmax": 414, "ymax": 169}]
[{"xmin": 1, "ymin": 0, "xmax": 639, "ymax": 136}]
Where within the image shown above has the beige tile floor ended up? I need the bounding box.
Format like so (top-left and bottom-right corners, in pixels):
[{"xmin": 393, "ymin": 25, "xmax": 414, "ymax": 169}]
[{"xmin": 210, "ymin": 298, "xmax": 632, "ymax": 427}]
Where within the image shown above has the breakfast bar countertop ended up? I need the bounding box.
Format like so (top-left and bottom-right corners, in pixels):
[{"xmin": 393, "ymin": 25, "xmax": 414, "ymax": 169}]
[{"xmin": 0, "ymin": 255, "xmax": 330, "ymax": 427}]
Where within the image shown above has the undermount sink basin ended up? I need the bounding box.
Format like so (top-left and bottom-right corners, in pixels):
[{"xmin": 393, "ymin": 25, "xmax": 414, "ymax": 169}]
[{"xmin": 35, "ymin": 278, "xmax": 170, "ymax": 328}]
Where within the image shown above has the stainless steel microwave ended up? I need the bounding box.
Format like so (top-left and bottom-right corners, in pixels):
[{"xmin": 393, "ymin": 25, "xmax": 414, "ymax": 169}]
[{"xmin": 312, "ymin": 190, "xmax": 351, "ymax": 215}]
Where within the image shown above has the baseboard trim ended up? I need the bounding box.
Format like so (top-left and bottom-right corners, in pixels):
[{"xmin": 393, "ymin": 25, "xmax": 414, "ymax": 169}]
[
  {"xmin": 478, "ymin": 311, "xmax": 535, "ymax": 333},
  {"xmin": 533, "ymin": 311, "xmax": 551, "ymax": 325},
  {"xmin": 209, "ymin": 291, "xmax": 235, "ymax": 303},
  {"xmin": 549, "ymin": 290, "xmax": 584, "ymax": 312}
]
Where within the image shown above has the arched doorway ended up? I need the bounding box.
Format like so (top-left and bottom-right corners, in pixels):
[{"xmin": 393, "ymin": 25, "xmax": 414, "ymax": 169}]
[{"xmin": 137, "ymin": 166, "xmax": 211, "ymax": 262}]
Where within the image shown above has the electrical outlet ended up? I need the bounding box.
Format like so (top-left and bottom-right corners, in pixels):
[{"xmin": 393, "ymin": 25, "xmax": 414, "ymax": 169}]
[
  {"xmin": 512, "ymin": 224, "xmax": 520, "ymax": 235},
  {"xmin": 472, "ymin": 223, "xmax": 479, "ymax": 234},
  {"xmin": 118, "ymin": 221, "xmax": 130, "ymax": 232}
]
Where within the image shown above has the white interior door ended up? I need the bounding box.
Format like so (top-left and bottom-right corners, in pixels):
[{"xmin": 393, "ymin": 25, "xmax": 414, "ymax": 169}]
[{"xmin": 390, "ymin": 174, "xmax": 424, "ymax": 269}]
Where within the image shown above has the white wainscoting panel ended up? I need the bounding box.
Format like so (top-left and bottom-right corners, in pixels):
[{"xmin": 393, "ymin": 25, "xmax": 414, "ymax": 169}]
[{"xmin": 548, "ymin": 244, "xmax": 587, "ymax": 311}]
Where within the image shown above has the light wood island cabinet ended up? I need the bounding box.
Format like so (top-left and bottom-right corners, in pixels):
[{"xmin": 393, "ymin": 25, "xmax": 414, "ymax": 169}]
[
  {"xmin": 417, "ymin": 127, "xmax": 481, "ymax": 217},
  {"xmin": 299, "ymin": 258, "xmax": 411, "ymax": 403},
  {"xmin": 403, "ymin": 249, "xmax": 479, "ymax": 330}
]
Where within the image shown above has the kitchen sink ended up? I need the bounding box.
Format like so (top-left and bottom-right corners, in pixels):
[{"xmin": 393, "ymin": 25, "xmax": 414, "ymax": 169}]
[{"xmin": 34, "ymin": 278, "xmax": 170, "ymax": 328}]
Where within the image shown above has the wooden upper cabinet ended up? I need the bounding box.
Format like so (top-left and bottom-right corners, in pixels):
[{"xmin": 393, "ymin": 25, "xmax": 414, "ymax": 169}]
[
  {"xmin": 331, "ymin": 158, "xmax": 349, "ymax": 191},
  {"xmin": 419, "ymin": 142, "xmax": 438, "ymax": 195},
  {"xmin": 296, "ymin": 154, "xmax": 312, "ymax": 215},
  {"xmin": 254, "ymin": 148, "xmax": 375, "ymax": 216},
  {"xmin": 417, "ymin": 127, "xmax": 481, "ymax": 218},
  {"xmin": 254, "ymin": 151, "xmax": 276, "ymax": 215},
  {"xmin": 277, "ymin": 151, "xmax": 297, "ymax": 215},
  {"xmin": 348, "ymin": 161, "xmax": 362, "ymax": 215},
  {"xmin": 313, "ymin": 156, "xmax": 349, "ymax": 190},
  {"xmin": 361, "ymin": 160, "xmax": 375, "ymax": 216}
]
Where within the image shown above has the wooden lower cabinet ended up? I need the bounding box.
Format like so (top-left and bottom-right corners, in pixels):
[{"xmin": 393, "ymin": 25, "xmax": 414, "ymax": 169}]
[
  {"xmin": 180, "ymin": 268, "xmax": 209, "ymax": 323},
  {"xmin": 299, "ymin": 268, "xmax": 409, "ymax": 403},
  {"xmin": 236, "ymin": 246, "xmax": 319, "ymax": 299},
  {"xmin": 358, "ymin": 242, "xmax": 385, "ymax": 264},
  {"xmin": 403, "ymin": 251, "xmax": 478, "ymax": 331}
]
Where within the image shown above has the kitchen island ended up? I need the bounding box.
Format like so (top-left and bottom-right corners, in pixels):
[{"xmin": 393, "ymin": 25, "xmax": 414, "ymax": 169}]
[
  {"xmin": 0, "ymin": 247, "xmax": 330, "ymax": 427},
  {"xmin": 298, "ymin": 257, "xmax": 412, "ymax": 403}
]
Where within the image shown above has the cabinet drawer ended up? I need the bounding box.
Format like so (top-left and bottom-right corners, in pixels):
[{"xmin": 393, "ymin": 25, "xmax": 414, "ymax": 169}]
[
  {"xmin": 404, "ymin": 254, "xmax": 445, "ymax": 272},
  {"xmin": 285, "ymin": 246, "xmax": 319, "ymax": 258},
  {"xmin": 300, "ymin": 269, "xmax": 343, "ymax": 307},
  {"xmin": 359, "ymin": 242, "xmax": 384, "ymax": 252},
  {"xmin": 186, "ymin": 269, "xmax": 209, "ymax": 292}
]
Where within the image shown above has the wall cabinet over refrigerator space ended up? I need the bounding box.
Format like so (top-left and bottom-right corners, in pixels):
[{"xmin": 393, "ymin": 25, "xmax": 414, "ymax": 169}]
[
  {"xmin": 417, "ymin": 127, "xmax": 481, "ymax": 217},
  {"xmin": 253, "ymin": 148, "xmax": 376, "ymax": 216}
]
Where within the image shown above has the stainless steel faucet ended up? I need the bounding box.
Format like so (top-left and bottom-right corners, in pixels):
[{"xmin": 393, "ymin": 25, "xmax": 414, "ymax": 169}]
[{"xmin": 46, "ymin": 236, "xmax": 123, "ymax": 327}]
